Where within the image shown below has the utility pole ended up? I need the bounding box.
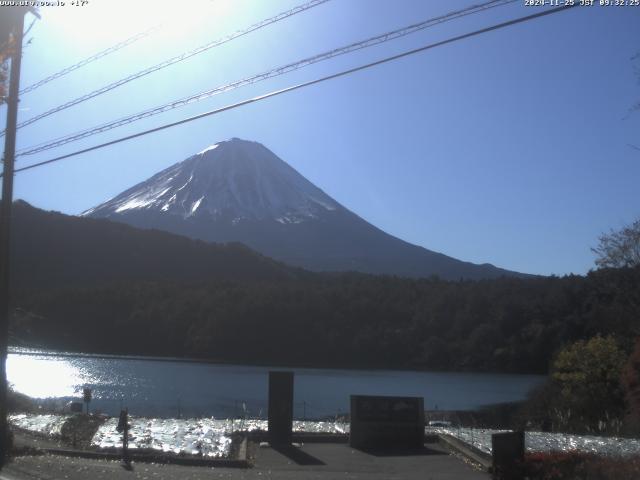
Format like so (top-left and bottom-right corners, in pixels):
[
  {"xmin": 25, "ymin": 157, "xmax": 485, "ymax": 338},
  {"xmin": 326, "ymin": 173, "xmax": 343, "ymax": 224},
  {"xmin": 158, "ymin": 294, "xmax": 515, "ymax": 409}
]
[{"xmin": 0, "ymin": 7, "xmax": 26, "ymax": 469}]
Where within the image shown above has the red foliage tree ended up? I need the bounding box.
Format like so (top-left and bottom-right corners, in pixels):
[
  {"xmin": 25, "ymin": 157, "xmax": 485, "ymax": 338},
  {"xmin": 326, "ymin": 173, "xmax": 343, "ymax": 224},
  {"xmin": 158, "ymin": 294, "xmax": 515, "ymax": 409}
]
[{"xmin": 622, "ymin": 337, "xmax": 640, "ymax": 430}]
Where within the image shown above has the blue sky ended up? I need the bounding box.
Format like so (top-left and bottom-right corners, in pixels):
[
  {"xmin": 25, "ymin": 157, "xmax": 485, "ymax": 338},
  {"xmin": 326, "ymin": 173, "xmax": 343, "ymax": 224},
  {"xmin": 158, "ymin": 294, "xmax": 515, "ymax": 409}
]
[{"xmin": 3, "ymin": 0, "xmax": 639, "ymax": 276}]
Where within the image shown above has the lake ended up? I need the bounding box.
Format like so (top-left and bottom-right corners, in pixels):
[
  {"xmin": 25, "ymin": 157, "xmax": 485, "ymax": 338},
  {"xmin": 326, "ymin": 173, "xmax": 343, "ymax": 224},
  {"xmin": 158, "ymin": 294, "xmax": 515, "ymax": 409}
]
[{"xmin": 7, "ymin": 348, "xmax": 546, "ymax": 418}]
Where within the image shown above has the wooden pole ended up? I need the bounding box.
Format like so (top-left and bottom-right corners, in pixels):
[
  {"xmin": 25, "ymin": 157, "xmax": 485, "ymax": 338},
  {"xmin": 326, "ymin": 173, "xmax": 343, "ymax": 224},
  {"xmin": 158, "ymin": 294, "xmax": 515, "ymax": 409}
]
[{"xmin": 0, "ymin": 8, "xmax": 25, "ymax": 468}]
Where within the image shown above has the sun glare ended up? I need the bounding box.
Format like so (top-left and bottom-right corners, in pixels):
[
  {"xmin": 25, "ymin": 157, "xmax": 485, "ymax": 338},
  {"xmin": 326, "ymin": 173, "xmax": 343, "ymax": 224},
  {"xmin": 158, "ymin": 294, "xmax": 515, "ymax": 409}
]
[
  {"xmin": 7, "ymin": 355, "xmax": 81, "ymax": 398},
  {"xmin": 39, "ymin": 0, "xmax": 236, "ymax": 52}
]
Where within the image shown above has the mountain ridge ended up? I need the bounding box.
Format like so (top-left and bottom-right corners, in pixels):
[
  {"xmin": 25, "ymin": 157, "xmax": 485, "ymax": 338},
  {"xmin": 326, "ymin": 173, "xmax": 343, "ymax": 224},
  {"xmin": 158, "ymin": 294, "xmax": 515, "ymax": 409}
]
[
  {"xmin": 84, "ymin": 138, "xmax": 529, "ymax": 280},
  {"xmin": 83, "ymin": 138, "xmax": 340, "ymax": 224},
  {"xmin": 10, "ymin": 199, "xmax": 303, "ymax": 290}
]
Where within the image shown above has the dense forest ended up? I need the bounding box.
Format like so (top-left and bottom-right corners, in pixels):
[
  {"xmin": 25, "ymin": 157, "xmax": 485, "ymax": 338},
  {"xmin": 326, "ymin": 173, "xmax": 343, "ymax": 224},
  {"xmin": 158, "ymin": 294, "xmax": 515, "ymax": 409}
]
[
  {"xmin": 9, "ymin": 200, "xmax": 304, "ymax": 289},
  {"xmin": 8, "ymin": 201, "xmax": 640, "ymax": 375},
  {"xmin": 10, "ymin": 267, "xmax": 640, "ymax": 374}
]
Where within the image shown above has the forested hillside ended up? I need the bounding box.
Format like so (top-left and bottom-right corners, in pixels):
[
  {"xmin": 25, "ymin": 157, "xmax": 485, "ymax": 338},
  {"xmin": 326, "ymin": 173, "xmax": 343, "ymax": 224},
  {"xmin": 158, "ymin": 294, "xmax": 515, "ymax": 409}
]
[
  {"xmin": 11, "ymin": 267, "xmax": 639, "ymax": 374},
  {"xmin": 10, "ymin": 200, "xmax": 303, "ymax": 289}
]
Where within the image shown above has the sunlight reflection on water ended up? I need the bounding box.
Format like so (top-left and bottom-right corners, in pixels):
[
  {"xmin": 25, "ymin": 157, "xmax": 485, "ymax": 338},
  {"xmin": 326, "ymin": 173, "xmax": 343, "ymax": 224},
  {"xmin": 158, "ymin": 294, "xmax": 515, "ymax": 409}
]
[
  {"xmin": 7, "ymin": 348, "xmax": 547, "ymax": 417},
  {"xmin": 6, "ymin": 354, "xmax": 88, "ymax": 398}
]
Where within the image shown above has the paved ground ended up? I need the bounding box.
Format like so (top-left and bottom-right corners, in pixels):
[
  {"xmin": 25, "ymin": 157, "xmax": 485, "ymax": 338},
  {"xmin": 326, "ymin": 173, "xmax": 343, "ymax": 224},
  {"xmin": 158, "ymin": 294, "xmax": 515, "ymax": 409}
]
[
  {"xmin": 1, "ymin": 442, "xmax": 488, "ymax": 480},
  {"xmin": 11, "ymin": 429, "xmax": 68, "ymax": 451}
]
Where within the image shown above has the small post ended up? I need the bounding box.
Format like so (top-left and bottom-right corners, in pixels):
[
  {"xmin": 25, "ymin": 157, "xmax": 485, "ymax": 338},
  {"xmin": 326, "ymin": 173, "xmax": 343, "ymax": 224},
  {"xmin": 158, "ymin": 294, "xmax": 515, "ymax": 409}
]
[
  {"xmin": 83, "ymin": 388, "xmax": 92, "ymax": 415},
  {"xmin": 123, "ymin": 416, "xmax": 129, "ymax": 465},
  {"xmin": 116, "ymin": 409, "xmax": 130, "ymax": 466}
]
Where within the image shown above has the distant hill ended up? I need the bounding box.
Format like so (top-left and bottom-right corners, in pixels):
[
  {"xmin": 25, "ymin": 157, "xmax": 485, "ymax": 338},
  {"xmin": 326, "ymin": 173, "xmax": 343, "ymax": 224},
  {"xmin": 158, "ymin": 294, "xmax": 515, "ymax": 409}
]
[
  {"xmin": 10, "ymin": 200, "xmax": 301, "ymax": 291},
  {"xmin": 84, "ymin": 137, "xmax": 528, "ymax": 280}
]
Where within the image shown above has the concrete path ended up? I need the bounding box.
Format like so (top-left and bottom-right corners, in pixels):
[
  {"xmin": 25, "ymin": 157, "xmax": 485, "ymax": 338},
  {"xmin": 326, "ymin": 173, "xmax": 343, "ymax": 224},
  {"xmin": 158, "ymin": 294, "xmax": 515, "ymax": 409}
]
[{"xmin": 1, "ymin": 442, "xmax": 488, "ymax": 479}]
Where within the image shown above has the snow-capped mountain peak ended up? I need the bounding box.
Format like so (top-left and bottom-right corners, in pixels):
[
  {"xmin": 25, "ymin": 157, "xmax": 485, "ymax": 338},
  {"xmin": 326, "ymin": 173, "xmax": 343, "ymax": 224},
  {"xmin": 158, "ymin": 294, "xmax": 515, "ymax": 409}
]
[
  {"xmin": 83, "ymin": 138, "xmax": 339, "ymax": 224},
  {"xmin": 84, "ymin": 137, "xmax": 525, "ymax": 280}
]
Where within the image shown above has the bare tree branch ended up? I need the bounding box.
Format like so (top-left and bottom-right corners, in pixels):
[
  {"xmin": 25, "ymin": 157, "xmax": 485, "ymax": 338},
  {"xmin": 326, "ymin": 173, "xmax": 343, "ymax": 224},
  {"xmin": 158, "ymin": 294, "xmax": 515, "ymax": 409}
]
[{"xmin": 592, "ymin": 219, "xmax": 640, "ymax": 269}]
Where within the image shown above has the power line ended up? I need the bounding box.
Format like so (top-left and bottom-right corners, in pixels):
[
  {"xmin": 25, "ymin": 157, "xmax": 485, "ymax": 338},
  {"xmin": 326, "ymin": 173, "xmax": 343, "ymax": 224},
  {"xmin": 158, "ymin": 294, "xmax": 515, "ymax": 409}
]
[
  {"xmin": 3, "ymin": 0, "xmax": 330, "ymax": 136},
  {"xmin": 10, "ymin": 4, "xmax": 577, "ymax": 176},
  {"xmin": 16, "ymin": 0, "xmax": 516, "ymax": 158},
  {"xmin": 19, "ymin": 24, "xmax": 161, "ymax": 96}
]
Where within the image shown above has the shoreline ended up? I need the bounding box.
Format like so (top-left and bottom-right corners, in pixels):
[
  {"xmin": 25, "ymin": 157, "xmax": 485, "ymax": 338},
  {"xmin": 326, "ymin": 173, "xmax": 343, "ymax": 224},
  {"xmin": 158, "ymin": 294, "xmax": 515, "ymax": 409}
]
[
  {"xmin": 8, "ymin": 345, "xmax": 548, "ymax": 378},
  {"xmin": 10, "ymin": 414, "xmax": 247, "ymax": 461},
  {"xmin": 11, "ymin": 411, "xmax": 640, "ymax": 463}
]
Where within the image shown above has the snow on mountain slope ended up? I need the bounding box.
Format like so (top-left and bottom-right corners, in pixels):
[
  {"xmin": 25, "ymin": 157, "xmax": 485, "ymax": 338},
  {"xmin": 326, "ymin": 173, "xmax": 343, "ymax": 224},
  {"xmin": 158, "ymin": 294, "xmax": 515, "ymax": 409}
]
[
  {"xmin": 84, "ymin": 138, "xmax": 527, "ymax": 280},
  {"xmin": 84, "ymin": 138, "xmax": 338, "ymax": 225}
]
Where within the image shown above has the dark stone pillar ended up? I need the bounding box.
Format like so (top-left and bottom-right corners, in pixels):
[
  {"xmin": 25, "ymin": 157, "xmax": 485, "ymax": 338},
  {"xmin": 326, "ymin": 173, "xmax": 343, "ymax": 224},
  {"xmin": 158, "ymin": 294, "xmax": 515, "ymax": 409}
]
[
  {"xmin": 492, "ymin": 430, "xmax": 525, "ymax": 480},
  {"xmin": 268, "ymin": 371, "xmax": 294, "ymax": 445}
]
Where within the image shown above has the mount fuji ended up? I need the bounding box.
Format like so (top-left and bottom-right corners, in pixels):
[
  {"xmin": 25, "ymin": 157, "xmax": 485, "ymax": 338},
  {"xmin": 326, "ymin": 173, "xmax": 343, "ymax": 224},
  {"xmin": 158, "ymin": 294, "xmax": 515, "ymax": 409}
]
[{"xmin": 84, "ymin": 138, "xmax": 524, "ymax": 280}]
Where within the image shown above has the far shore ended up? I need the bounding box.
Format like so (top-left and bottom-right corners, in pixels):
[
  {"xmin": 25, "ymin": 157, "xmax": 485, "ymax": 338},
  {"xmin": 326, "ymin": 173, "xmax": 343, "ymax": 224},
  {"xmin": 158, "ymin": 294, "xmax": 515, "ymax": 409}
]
[{"xmin": 8, "ymin": 345, "xmax": 548, "ymax": 377}]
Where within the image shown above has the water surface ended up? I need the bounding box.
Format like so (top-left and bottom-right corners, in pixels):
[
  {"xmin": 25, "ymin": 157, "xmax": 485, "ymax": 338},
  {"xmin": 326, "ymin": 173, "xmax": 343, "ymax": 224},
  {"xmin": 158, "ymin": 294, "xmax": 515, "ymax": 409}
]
[{"xmin": 8, "ymin": 348, "xmax": 546, "ymax": 417}]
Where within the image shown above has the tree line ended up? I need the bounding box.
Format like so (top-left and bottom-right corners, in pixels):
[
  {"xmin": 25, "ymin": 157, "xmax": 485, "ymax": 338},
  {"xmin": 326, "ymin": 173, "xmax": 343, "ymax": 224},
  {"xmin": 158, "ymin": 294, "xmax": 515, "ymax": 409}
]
[{"xmin": 10, "ymin": 265, "xmax": 640, "ymax": 375}]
